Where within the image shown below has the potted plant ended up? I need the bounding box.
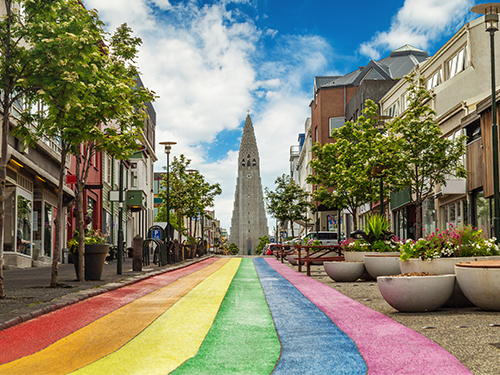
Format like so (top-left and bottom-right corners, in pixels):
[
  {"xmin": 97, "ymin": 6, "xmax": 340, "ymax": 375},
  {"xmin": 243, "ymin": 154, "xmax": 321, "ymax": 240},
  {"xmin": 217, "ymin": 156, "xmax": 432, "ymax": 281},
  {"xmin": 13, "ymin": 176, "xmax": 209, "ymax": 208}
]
[
  {"xmin": 69, "ymin": 229, "xmax": 110, "ymax": 281},
  {"xmin": 399, "ymin": 225, "xmax": 500, "ymax": 274},
  {"xmin": 342, "ymin": 215, "xmax": 403, "ymax": 278},
  {"xmin": 399, "ymin": 225, "xmax": 500, "ymax": 307},
  {"xmin": 378, "ymin": 272, "xmax": 456, "ymax": 312}
]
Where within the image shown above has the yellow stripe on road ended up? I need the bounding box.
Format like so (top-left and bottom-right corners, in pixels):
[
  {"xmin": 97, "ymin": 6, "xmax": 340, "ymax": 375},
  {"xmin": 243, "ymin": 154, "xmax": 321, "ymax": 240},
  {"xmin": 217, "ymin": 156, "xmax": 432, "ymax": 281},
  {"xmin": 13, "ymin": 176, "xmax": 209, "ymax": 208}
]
[
  {"xmin": 72, "ymin": 257, "xmax": 242, "ymax": 375},
  {"xmin": 0, "ymin": 258, "xmax": 230, "ymax": 375}
]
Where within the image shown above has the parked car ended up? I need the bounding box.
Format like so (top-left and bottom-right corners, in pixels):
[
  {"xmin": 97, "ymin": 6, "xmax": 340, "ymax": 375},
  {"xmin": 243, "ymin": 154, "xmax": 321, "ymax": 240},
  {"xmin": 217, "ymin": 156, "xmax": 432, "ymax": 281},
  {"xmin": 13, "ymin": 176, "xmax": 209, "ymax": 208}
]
[{"xmin": 303, "ymin": 231, "xmax": 339, "ymax": 246}]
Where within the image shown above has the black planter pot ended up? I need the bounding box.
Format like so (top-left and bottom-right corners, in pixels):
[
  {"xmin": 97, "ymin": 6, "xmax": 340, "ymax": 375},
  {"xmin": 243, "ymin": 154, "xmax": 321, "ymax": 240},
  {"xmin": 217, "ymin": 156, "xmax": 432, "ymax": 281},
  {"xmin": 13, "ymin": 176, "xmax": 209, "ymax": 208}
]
[{"xmin": 73, "ymin": 244, "xmax": 110, "ymax": 281}]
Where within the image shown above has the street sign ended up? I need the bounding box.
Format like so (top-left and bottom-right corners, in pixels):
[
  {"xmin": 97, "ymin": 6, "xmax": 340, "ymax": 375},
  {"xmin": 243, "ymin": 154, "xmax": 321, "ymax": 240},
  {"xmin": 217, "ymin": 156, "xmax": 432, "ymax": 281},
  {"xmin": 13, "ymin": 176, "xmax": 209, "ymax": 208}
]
[
  {"xmin": 151, "ymin": 229, "xmax": 161, "ymax": 240},
  {"xmin": 270, "ymin": 238, "xmax": 275, "ymax": 243}
]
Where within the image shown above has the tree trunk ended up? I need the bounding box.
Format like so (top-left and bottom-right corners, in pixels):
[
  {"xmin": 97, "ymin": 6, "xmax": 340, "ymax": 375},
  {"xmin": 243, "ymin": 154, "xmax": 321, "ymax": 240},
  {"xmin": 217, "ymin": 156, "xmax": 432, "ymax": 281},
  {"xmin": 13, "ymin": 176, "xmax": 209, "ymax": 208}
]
[
  {"xmin": 415, "ymin": 201, "xmax": 423, "ymax": 240},
  {"xmin": 290, "ymin": 221, "xmax": 295, "ymax": 238},
  {"xmin": 77, "ymin": 182, "xmax": 85, "ymax": 282},
  {"xmin": 50, "ymin": 146, "xmax": 68, "ymax": 287}
]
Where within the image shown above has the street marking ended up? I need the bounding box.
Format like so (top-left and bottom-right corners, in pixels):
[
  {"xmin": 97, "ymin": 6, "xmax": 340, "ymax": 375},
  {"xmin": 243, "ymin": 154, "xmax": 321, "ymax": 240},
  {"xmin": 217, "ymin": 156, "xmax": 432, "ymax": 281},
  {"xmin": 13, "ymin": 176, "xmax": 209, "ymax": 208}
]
[
  {"xmin": 0, "ymin": 258, "xmax": 230, "ymax": 375},
  {"xmin": 171, "ymin": 258, "xmax": 281, "ymax": 374},
  {"xmin": 72, "ymin": 258, "xmax": 241, "ymax": 375},
  {"xmin": 254, "ymin": 258, "xmax": 367, "ymax": 374}
]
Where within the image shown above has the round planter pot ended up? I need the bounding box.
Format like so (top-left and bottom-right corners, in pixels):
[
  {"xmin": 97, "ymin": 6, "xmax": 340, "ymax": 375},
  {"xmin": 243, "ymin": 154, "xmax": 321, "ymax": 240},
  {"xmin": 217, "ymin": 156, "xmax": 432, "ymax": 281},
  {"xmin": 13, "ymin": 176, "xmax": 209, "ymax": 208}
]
[
  {"xmin": 73, "ymin": 244, "xmax": 110, "ymax": 281},
  {"xmin": 364, "ymin": 254, "xmax": 401, "ymax": 278},
  {"xmin": 399, "ymin": 256, "xmax": 500, "ymax": 274},
  {"xmin": 287, "ymin": 254, "xmax": 303, "ymax": 265},
  {"xmin": 344, "ymin": 251, "xmax": 372, "ymax": 262},
  {"xmin": 324, "ymin": 261, "xmax": 364, "ymax": 282},
  {"xmin": 455, "ymin": 260, "xmax": 500, "ymax": 311},
  {"xmin": 378, "ymin": 274, "xmax": 456, "ymax": 312}
]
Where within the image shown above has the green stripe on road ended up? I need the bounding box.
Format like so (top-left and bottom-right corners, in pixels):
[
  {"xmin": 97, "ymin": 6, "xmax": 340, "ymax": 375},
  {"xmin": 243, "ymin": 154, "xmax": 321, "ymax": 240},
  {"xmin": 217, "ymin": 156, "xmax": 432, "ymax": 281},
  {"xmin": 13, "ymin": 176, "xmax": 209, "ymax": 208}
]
[{"xmin": 172, "ymin": 258, "xmax": 281, "ymax": 375}]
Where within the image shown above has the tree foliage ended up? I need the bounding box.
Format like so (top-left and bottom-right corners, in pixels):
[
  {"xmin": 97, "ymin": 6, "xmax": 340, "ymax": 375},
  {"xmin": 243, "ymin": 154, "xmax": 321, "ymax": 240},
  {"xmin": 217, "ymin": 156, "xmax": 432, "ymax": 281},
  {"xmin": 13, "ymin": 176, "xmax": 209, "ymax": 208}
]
[
  {"xmin": 387, "ymin": 74, "xmax": 467, "ymax": 238},
  {"xmin": 265, "ymin": 174, "xmax": 312, "ymax": 238},
  {"xmin": 255, "ymin": 234, "xmax": 270, "ymax": 255},
  {"xmin": 307, "ymin": 100, "xmax": 397, "ymax": 230},
  {"xmin": 157, "ymin": 155, "xmax": 222, "ymax": 255},
  {"xmin": 5, "ymin": 0, "xmax": 155, "ymax": 283}
]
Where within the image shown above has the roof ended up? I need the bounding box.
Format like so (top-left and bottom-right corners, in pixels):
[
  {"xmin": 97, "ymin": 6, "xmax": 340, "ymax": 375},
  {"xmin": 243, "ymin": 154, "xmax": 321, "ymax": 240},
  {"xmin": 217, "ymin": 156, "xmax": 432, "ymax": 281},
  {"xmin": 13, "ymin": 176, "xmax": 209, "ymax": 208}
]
[{"xmin": 315, "ymin": 44, "xmax": 429, "ymax": 91}]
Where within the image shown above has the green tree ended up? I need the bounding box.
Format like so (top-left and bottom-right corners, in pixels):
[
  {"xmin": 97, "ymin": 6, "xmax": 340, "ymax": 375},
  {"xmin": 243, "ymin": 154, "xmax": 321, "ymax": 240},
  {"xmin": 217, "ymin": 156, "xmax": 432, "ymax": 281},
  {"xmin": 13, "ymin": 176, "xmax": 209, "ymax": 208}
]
[
  {"xmin": 255, "ymin": 235, "xmax": 270, "ymax": 255},
  {"xmin": 265, "ymin": 174, "xmax": 313, "ymax": 238},
  {"xmin": 12, "ymin": 3, "xmax": 155, "ymax": 282},
  {"xmin": 227, "ymin": 242, "xmax": 239, "ymax": 255},
  {"xmin": 157, "ymin": 155, "xmax": 221, "ymax": 259},
  {"xmin": 387, "ymin": 74, "xmax": 467, "ymax": 239},
  {"xmin": 307, "ymin": 101, "xmax": 396, "ymax": 231}
]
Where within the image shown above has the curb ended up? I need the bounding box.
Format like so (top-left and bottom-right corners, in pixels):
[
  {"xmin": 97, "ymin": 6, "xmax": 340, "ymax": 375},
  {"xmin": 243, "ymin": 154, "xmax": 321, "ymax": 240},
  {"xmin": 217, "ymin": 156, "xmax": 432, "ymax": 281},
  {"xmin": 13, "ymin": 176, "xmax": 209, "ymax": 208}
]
[{"xmin": 0, "ymin": 255, "xmax": 215, "ymax": 332}]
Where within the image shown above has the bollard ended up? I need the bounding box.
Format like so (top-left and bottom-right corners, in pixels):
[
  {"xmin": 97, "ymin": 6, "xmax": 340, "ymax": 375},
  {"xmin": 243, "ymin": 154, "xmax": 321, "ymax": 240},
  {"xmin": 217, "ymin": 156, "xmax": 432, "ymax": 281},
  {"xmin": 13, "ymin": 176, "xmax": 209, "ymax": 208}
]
[{"xmin": 133, "ymin": 235, "xmax": 143, "ymax": 271}]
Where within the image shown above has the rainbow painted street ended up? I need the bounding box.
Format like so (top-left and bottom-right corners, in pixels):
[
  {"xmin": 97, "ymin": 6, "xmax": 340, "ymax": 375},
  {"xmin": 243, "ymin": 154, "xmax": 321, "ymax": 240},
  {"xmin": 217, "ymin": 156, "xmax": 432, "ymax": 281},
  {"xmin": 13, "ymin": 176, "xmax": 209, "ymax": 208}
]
[{"xmin": 0, "ymin": 258, "xmax": 471, "ymax": 374}]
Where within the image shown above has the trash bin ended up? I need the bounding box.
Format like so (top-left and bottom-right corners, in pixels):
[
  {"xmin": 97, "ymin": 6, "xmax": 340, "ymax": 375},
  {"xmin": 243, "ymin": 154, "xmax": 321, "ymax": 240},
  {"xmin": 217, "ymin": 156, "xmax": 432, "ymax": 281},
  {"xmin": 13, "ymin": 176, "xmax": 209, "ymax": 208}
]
[{"xmin": 62, "ymin": 248, "xmax": 69, "ymax": 264}]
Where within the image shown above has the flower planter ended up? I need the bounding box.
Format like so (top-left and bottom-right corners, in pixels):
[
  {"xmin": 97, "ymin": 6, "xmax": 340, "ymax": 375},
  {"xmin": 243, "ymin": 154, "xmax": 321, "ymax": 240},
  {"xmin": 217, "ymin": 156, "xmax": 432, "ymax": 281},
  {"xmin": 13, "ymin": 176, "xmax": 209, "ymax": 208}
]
[
  {"xmin": 399, "ymin": 256, "xmax": 500, "ymax": 274},
  {"xmin": 455, "ymin": 260, "xmax": 500, "ymax": 311},
  {"xmin": 378, "ymin": 274, "xmax": 456, "ymax": 312},
  {"xmin": 324, "ymin": 261, "xmax": 365, "ymax": 282},
  {"xmin": 286, "ymin": 254, "xmax": 304, "ymax": 265},
  {"xmin": 344, "ymin": 251, "xmax": 373, "ymax": 262},
  {"xmin": 399, "ymin": 256, "xmax": 500, "ymax": 308},
  {"xmin": 73, "ymin": 244, "xmax": 110, "ymax": 281},
  {"xmin": 364, "ymin": 254, "xmax": 401, "ymax": 278}
]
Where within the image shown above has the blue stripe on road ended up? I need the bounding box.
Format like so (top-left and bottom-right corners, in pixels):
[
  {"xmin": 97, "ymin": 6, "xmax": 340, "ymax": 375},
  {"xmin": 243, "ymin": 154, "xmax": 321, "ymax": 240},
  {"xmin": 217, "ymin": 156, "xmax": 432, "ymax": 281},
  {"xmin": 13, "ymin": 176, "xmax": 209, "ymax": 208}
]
[{"xmin": 254, "ymin": 258, "xmax": 367, "ymax": 375}]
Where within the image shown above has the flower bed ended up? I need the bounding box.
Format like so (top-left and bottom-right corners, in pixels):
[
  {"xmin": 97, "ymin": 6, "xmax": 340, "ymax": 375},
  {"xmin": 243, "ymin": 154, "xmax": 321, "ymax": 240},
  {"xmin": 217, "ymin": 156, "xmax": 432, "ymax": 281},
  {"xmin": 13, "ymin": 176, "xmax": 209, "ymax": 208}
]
[{"xmin": 400, "ymin": 225, "xmax": 499, "ymax": 261}]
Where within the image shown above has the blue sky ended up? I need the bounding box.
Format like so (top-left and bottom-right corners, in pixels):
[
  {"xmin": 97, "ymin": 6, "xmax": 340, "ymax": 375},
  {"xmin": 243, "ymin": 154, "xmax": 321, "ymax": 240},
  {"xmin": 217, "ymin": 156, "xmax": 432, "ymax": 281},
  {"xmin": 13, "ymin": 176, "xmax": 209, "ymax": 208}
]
[{"xmin": 83, "ymin": 0, "xmax": 478, "ymax": 231}]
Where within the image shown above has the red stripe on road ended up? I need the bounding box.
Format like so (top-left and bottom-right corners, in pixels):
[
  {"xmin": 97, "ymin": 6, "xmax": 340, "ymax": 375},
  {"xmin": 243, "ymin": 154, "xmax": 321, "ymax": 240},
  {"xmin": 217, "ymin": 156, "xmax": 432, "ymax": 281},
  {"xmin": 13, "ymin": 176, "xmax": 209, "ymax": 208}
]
[{"xmin": 0, "ymin": 258, "xmax": 218, "ymax": 364}]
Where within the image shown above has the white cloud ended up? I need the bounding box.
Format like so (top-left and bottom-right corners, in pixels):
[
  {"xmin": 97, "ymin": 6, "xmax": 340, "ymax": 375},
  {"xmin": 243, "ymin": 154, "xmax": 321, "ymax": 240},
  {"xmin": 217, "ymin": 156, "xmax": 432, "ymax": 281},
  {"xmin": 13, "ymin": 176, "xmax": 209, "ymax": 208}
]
[
  {"xmin": 82, "ymin": 0, "xmax": 331, "ymax": 231},
  {"xmin": 359, "ymin": 0, "xmax": 474, "ymax": 59}
]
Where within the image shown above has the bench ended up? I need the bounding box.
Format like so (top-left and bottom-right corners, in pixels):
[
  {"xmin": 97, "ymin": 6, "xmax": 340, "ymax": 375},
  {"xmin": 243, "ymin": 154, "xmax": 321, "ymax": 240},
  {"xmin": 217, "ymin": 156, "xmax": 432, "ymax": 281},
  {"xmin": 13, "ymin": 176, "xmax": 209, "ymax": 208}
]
[{"xmin": 295, "ymin": 245, "xmax": 344, "ymax": 276}]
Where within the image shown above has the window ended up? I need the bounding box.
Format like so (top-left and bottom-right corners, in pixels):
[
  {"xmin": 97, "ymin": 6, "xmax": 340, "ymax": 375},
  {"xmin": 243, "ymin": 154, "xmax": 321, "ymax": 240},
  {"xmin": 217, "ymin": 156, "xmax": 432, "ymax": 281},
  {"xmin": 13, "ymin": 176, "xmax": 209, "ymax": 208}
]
[
  {"xmin": 442, "ymin": 199, "xmax": 468, "ymax": 230},
  {"xmin": 426, "ymin": 68, "xmax": 443, "ymax": 91},
  {"xmin": 386, "ymin": 101, "xmax": 400, "ymax": 118},
  {"xmin": 242, "ymin": 159, "xmax": 245, "ymax": 167},
  {"xmin": 400, "ymin": 92, "xmax": 409, "ymax": 113},
  {"xmin": 447, "ymin": 46, "xmax": 467, "ymax": 80},
  {"xmin": 104, "ymin": 154, "xmax": 112, "ymax": 185},
  {"xmin": 422, "ymin": 198, "xmax": 437, "ymax": 235},
  {"xmin": 466, "ymin": 120, "xmax": 481, "ymax": 144},
  {"xmin": 329, "ymin": 117, "xmax": 345, "ymax": 136},
  {"xmin": 131, "ymin": 170, "xmax": 138, "ymax": 188}
]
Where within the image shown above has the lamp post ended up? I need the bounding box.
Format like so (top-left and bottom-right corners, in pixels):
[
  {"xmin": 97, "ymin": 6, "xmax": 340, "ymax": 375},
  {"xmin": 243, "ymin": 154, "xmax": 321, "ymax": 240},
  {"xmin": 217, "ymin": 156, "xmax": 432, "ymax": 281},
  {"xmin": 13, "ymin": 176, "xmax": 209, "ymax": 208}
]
[
  {"xmin": 159, "ymin": 141, "xmax": 176, "ymax": 247},
  {"xmin": 186, "ymin": 169, "xmax": 198, "ymax": 239},
  {"xmin": 117, "ymin": 159, "xmax": 124, "ymax": 275},
  {"xmin": 472, "ymin": 3, "xmax": 500, "ymax": 242}
]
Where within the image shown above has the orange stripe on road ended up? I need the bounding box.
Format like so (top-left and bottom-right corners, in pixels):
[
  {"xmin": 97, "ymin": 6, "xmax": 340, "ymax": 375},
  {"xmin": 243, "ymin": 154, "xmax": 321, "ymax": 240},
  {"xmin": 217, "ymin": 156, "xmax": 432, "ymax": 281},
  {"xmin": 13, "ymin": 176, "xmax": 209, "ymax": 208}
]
[{"xmin": 0, "ymin": 258, "xmax": 229, "ymax": 375}]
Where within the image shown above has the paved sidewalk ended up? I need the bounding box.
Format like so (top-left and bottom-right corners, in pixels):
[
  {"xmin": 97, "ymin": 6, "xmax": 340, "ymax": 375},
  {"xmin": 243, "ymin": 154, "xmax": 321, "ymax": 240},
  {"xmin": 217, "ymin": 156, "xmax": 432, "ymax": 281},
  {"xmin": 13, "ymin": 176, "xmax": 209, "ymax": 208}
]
[{"xmin": 0, "ymin": 255, "xmax": 213, "ymax": 331}]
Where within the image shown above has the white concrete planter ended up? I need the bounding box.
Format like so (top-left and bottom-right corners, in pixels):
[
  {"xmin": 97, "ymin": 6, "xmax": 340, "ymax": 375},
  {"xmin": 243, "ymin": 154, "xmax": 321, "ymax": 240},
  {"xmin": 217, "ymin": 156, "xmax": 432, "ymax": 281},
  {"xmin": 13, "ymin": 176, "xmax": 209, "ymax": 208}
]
[
  {"xmin": 364, "ymin": 254, "xmax": 401, "ymax": 278},
  {"xmin": 455, "ymin": 260, "xmax": 500, "ymax": 311},
  {"xmin": 344, "ymin": 251, "xmax": 372, "ymax": 262},
  {"xmin": 378, "ymin": 274, "xmax": 456, "ymax": 312},
  {"xmin": 324, "ymin": 261, "xmax": 365, "ymax": 282},
  {"xmin": 399, "ymin": 256, "xmax": 500, "ymax": 274},
  {"xmin": 286, "ymin": 254, "xmax": 303, "ymax": 265}
]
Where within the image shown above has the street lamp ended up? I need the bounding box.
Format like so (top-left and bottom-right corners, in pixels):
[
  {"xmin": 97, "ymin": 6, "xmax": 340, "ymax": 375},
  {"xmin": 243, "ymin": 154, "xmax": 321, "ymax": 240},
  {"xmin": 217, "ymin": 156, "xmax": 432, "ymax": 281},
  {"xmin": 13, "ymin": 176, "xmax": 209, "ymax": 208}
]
[
  {"xmin": 160, "ymin": 141, "xmax": 176, "ymax": 247},
  {"xmin": 472, "ymin": 3, "xmax": 500, "ymax": 242},
  {"xmin": 371, "ymin": 115, "xmax": 392, "ymax": 217},
  {"xmin": 186, "ymin": 169, "xmax": 198, "ymax": 238}
]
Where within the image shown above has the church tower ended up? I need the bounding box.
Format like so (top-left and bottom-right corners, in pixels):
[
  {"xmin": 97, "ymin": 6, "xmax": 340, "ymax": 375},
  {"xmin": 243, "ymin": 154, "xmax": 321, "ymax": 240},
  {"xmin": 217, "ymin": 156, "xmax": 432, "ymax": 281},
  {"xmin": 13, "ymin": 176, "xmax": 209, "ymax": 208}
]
[{"xmin": 229, "ymin": 114, "xmax": 269, "ymax": 255}]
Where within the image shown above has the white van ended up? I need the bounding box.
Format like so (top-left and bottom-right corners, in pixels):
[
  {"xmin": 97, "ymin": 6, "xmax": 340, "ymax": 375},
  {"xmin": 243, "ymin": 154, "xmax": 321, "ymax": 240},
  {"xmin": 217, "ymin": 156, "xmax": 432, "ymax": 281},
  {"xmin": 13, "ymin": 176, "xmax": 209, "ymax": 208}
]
[{"xmin": 303, "ymin": 231, "xmax": 338, "ymax": 246}]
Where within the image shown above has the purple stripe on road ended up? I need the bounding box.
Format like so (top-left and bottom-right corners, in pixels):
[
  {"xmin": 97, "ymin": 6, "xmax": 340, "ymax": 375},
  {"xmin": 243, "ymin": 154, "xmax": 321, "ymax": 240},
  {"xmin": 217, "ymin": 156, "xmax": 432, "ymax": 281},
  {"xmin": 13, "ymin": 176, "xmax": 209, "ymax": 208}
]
[{"xmin": 265, "ymin": 258, "xmax": 472, "ymax": 375}]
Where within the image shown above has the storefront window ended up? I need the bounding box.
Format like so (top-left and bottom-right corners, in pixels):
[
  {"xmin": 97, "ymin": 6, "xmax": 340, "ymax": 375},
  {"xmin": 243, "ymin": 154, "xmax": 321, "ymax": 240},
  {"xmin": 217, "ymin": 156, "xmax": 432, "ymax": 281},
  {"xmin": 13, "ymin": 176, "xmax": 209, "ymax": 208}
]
[
  {"xmin": 422, "ymin": 198, "xmax": 437, "ymax": 235},
  {"xmin": 474, "ymin": 191, "xmax": 490, "ymax": 238},
  {"xmin": 17, "ymin": 194, "xmax": 32, "ymax": 256},
  {"xmin": 442, "ymin": 199, "xmax": 468, "ymax": 230},
  {"xmin": 3, "ymin": 187, "xmax": 16, "ymax": 253},
  {"xmin": 44, "ymin": 203, "xmax": 53, "ymax": 257}
]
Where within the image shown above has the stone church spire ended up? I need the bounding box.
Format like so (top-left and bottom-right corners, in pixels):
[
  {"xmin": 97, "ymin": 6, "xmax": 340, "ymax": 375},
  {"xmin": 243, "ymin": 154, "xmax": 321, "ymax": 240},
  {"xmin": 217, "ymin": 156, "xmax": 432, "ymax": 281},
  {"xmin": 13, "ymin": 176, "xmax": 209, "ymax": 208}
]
[{"xmin": 229, "ymin": 114, "xmax": 269, "ymax": 255}]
